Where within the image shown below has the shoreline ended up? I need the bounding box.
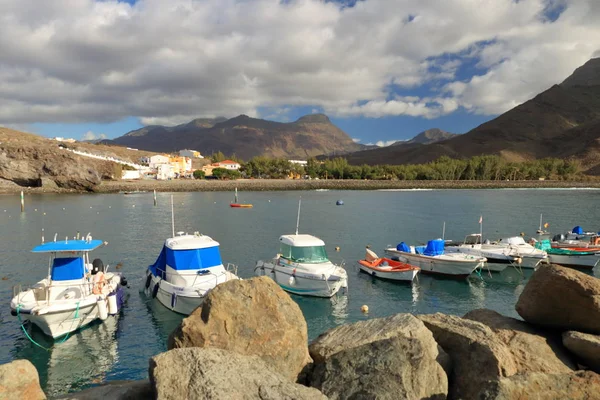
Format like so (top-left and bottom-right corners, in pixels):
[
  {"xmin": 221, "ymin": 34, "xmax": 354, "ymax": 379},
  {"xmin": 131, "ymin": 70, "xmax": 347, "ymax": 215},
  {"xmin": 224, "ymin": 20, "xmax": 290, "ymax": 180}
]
[{"xmin": 2, "ymin": 178, "xmax": 600, "ymax": 194}]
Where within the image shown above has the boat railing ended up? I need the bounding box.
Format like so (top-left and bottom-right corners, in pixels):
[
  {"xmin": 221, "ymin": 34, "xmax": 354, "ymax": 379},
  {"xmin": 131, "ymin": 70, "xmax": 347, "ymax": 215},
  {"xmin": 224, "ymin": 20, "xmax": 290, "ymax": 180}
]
[
  {"xmin": 13, "ymin": 280, "xmax": 97, "ymax": 306},
  {"xmin": 226, "ymin": 263, "xmax": 238, "ymax": 276}
]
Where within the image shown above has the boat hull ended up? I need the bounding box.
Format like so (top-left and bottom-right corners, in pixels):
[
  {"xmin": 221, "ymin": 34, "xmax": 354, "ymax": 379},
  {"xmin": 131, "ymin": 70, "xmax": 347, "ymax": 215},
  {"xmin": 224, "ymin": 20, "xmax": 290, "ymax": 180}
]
[
  {"xmin": 358, "ymin": 263, "xmax": 418, "ymax": 282},
  {"xmin": 255, "ymin": 261, "xmax": 347, "ymax": 297},
  {"xmin": 385, "ymin": 249, "xmax": 483, "ymax": 277},
  {"xmin": 230, "ymin": 204, "xmax": 253, "ymax": 208},
  {"xmin": 145, "ymin": 270, "xmax": 239, "ymax": 315},
  {"xmin": 18, "ymin": 302, "xmax": 99, "ymax": 338},
  {"xmin": 548, "ymin": 253, "xmax": 599, "ymax": 269}
]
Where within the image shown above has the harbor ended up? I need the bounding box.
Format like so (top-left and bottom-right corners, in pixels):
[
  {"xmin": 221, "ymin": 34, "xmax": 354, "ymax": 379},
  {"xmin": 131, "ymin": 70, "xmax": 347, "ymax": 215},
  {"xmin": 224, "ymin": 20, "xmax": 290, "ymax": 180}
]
[{"xmin": 1, "ymin": 188, "xmax": 600, "ymax": 397}]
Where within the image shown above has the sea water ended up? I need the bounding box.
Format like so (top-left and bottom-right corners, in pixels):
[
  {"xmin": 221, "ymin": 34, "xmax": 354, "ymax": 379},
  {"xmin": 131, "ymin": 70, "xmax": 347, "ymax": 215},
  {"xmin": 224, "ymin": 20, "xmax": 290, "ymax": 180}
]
[{"xmin": 0, "ymin": 189, "xmax": 598, "ymax": 396}]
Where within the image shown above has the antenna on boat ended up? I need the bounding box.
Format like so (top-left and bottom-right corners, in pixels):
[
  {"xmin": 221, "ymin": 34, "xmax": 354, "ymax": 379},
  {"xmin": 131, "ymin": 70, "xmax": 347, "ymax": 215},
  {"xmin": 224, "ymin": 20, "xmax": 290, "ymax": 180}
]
[
  {"xmin": 41, "ymin": 228, "xmax": 44, "ymax": 244},
  {"xmin": 295, "ymin": 197, "xmax": 302, "ymax": 235},
  {"xmin": 442, "ymin": 222, "xmax": 446, "ymax": 240},
  {"xmin": 235, "ymin": 187, "xmax": 238, "ymax": 204},
  {"xmin": 53, "ymin": 233, "xmax": 57, "ymax": 242},
  {"xmin": 171, "ymin": 194, "xmax": 175, "ymax": 238}
]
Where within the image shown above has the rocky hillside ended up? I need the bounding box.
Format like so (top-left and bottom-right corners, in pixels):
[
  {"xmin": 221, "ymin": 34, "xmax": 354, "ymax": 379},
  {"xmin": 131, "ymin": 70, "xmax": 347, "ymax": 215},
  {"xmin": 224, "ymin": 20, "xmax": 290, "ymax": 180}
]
[
  {"xmin": 108, "ymin": 114, "xmax": 363, "ymax": 160},
  {"xmin": 0, "ymin": 127, "xmax": 154, "ymax": 191},
  {"xmin": 392, "ymin": 128, "xmax": 457, "ymax": 146},
  {"xmin": 344, "ymin": 58, "xmax": 600, "ymax": 172}
]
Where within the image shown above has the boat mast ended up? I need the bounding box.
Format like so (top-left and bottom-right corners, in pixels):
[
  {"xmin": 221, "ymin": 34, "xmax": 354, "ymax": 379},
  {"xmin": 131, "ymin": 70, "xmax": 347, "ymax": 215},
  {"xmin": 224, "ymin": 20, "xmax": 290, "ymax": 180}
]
[
  {"xmin": 295, "ymin": 198, "xmax": 301, "ymax": 235},
  {"xmin": 235, "ymin": 187, "xmax": 238, "ymax": 203},
  {"xmin": 442, "ymin": 222, "xmax": 446, "ymax": 240},
  {"xmin": 539, "ymin": 214, "xmax": 543, "ymax": 231},
  {"xmin": 171, "ymin": 194, "xmax": 175, "ymax": 238}
]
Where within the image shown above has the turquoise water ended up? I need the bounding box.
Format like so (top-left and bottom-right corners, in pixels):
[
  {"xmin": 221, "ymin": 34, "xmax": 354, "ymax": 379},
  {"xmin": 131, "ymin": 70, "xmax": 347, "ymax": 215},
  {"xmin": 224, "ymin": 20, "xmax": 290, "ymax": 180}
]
[{"xmin": 0, "ymin": 189, "xmax": 599, "ymax": 396}]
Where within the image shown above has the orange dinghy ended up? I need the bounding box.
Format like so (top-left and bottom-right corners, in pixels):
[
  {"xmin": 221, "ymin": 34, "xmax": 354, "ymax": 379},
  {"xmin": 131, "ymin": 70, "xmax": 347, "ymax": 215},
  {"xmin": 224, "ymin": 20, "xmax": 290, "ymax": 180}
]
[
  {"xmin": 230, "ymin": 187, "xmax": 253, "ymax": 208},
  {"xmin": 358, "ymin": 249, "xmax": 420, "ymax": 282}
]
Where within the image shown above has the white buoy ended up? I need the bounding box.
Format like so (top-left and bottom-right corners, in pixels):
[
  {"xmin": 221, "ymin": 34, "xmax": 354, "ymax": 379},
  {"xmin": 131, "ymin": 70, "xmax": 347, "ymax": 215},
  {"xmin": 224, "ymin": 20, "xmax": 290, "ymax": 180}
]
[
  {"xmin": 361, "ymin": 305, "xmax": 369, "ymax": 313},
  {"xmin": 97, "ymin": 298, "xmax": 108, "ymax": 320},
  {"xmin": 288, "ymin": 276, "xmax": 295, "ymax": 286},
  {"xmin": 108, "ymin": 294, "xmax": 118, "ymax": 315}
]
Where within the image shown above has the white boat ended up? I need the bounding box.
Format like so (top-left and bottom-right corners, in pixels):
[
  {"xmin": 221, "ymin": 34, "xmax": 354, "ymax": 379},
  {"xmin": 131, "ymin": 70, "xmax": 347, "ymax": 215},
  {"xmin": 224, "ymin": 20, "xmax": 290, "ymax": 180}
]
[
  {"xmin": 445, "ymin": 234, "xmax": 520, "ymax": 272},
  {"xmin": 562, "ymin": 226, "xmax": 598, "ymax": 241},
  {"xmin": 495, "ymin": 236, "xmax": 549, "ymax": 268},
  {"xmin": 10, "ymin": 235, "xmax": 126, "ymax": 339},
  {"xmin": 536, "ymin": 214, "xmax": 549, "ymax": 235},
  {"xmin": 144, "ymin": 232, "xmax": 240, "ymax": 315},
  {"xmin": 385, "ymin": 239, "xmax": 486, "ymax": 278},
  {"xmin": 255, "ymin": 234, "xmax": 348, "ymax": 297},
  {"xmin": 358, "ymin": 249, "xmax": 420, "ymax": 282},
  {"xmin": 536, "ymin": 240, "xmax": 600, "ymax": 270},
  {"xmin": 551, "ymin": 234, "xmax": 600, "ymax": 250}
]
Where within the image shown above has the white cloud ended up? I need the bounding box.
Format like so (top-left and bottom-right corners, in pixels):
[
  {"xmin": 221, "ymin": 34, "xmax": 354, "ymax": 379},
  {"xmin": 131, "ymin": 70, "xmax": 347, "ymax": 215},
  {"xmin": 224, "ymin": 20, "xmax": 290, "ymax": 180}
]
[
  {"xmin": 0, "ymin": 0, "xmax": 598, "ymax": 125},
  {"xmin": 352, "ymin": 138, "xmax": 361, "ymax": 143},
  {"xmin": 376, "ymin": 140, "xmax": 400, "ymax": 147},
  {"xmin": 82, "ymin": 130, "xmax": 107, "ymax": 141}
]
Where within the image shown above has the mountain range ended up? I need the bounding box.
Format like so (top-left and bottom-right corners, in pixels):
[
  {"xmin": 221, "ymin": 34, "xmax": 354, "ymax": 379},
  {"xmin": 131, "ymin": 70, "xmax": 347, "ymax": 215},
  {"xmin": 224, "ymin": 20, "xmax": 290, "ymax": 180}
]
[
  {"xmin": 344, "ymin": 58, "xmax": 600, "ymax": 172},
  {"xmin": 107, "ymin": 114, "xmax": 364, "ymax": 160}
]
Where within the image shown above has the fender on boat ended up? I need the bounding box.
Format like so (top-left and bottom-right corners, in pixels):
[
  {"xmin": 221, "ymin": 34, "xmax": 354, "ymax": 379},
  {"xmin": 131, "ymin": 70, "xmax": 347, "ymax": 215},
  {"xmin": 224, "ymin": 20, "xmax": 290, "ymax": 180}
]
[
  {"xmin": 145, "ymin": 273, "xmax": 152, "ymax": 289},
  {"xmin": 152, "ymin": 281, "xmax": 160, "ymax": 298}
]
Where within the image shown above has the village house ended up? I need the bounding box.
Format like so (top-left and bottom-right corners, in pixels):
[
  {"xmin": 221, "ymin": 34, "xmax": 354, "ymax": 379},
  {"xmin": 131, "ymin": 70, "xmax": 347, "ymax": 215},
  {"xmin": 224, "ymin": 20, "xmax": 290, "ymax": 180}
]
[
  {"xmin": 148, "ymin": 155, "xmax": 170, "ymax": 169},
  {"xmin": 212, "ymin": 160, "xmax": 241, "ymax": 170},
  {"xmin": 179, "ymin": 149, "xmax": 203, "ymax": 159},
  {"xmin": 169, "ymin": 156, "xmax": 192, "ymax": 175}
]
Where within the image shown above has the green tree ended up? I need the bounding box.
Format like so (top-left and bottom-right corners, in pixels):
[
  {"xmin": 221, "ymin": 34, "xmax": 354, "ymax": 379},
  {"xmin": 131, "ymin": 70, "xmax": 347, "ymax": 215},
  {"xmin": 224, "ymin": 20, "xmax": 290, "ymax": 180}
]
[{"xmin": 193, "ymin": 170, "xmax": 205, "ymax": 179}]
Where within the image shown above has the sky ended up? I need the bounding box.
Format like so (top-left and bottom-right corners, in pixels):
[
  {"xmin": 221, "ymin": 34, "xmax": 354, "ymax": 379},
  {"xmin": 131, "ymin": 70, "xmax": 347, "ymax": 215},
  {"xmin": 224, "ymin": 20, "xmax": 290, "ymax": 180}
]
[{"xmin": 1, "ymin": 0, "xmax": 599, "ymax": 146}]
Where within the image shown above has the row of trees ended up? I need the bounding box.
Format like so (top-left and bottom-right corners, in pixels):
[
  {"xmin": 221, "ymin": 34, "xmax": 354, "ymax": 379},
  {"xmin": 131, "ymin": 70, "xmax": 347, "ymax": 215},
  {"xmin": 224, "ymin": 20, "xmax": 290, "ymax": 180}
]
[{"xmin": 197, "ymin": 155, "xmax": 581, "ymax": 181}]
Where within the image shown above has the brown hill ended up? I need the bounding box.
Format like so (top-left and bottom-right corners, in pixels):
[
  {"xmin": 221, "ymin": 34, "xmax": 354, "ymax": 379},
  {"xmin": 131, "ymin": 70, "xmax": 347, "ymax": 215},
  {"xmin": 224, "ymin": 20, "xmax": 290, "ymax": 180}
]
[
  {"xmin": 391, "ymin": 128, "xmax": 457, "ymax": 146},
  {"xmin": 344, "ymin": 58, "xmax": 600, "ymax": 172},
  {"xmin": 0, "ymin": 127, "xmax": 155, "ymax": 191},
  {"xmin": 109, "ymin": 114, "xmax": 363, "ymax": 160}
]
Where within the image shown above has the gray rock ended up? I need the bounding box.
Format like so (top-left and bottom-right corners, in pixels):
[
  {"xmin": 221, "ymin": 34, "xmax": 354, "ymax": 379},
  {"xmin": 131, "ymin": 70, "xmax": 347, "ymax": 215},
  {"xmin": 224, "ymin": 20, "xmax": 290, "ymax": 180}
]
[
  {"xmin": 55, "ymin": 380, "xmax": 151, "ymax": 400},
  {"xmin": 516, "ymin": 265, "xmax": 600, "ymax": 334},
  {"xmin": 464, "ymin": 309, "xmax": 576, "ymax": 373},
  {"xmin": 418, "ymin": 313, "xmax": 517, "ymax": 400},
  {"xmin": 308, "ymin": 313, "xmax": 447, "ymax": 400},
  {"xmin": 479, "ymin": 371, "xmax": 600, "ymax": 400},
  {"xmin": 563, "ymin": 331, "xmax": 600, "ymax": 372},
  {"xmin": 149, "ymin": 348, "xmax": 327, "ymax": 400},
  {"xmin": 0, "ymin": 359, "xmax": 46, "ymax": 400},
  {"xmin": 168, "ymin": 276, "xmax": 311, "ymax": 381}
]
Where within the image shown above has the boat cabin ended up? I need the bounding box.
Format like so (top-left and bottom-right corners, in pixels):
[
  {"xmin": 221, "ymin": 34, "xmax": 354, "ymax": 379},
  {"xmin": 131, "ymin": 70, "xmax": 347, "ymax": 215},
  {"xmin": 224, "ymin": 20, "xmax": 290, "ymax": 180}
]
[
  {"xmin": 397, "ymin": 239, "xmax": 445, "ymax": 256},
  {"xmin": 278, "ymin": 234, "xmax": 329, "ymax": 264},
  {"xmin": 31, "ymin": 239, "xmax": 105, "ymax": 302},
  {"xmin": 149, "ymin": 232, "xmax": 223, "ymax": 286},
  {"xmin": 463, "ymin": 234, "xmax": 482, "ymax": 245}
]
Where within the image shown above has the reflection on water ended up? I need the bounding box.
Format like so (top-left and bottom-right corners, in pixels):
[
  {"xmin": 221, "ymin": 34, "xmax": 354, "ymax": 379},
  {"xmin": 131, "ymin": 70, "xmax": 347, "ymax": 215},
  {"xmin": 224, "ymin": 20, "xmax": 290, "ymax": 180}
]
[
  {"xmin": 12, "ymin": 316, "xmax": 121, "ymax": 397},
  {"xmin": 1, "ymin": 189, "xmax": 599, "ymax": 395}
]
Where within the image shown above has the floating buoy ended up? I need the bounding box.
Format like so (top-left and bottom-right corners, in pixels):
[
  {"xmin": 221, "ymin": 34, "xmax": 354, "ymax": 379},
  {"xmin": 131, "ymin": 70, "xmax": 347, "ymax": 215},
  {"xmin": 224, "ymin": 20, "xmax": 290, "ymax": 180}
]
[
  {"xmin": 109, "ymin": 206, "xmax": 111, "ymax": 209},
  {"xmin": 361, "ymin": 305, "xmax": 369, "ymax": 313},
  {"xmin": 2, "ymin": 276, "xmax": 8, "ymax": 281},
  {"xmin": 288, "ymin": 276, "xmax": 296, "ymax": 286},
  {"xmin": 43, "ymin": 212, "xmax": 46, "ymax": 216},
  {"xmin": 336, "ymin": 200, "xmax": 344, "ymax": 206},
  {"xmin": 335, "ymin": 246, "xmax": 340, "ymax": 252},
  {"xmin": 34, "ymin": 208, "xmax": 37, "ymax": 212},
  {"xmin": 132, "ymin": 205, "xmax": 135, "ymax": 207},
  {"xmin": 116, "ymin": 263, "xmax": 123, "ymax": 270}
]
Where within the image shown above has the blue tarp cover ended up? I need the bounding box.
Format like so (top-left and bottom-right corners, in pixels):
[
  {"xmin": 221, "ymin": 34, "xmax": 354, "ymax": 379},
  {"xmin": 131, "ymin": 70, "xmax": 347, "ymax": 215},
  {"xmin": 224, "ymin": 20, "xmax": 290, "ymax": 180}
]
[
  {"xmin": 396, "ymin": 242, "xmax": 410, "ymax": 252},
  {"xmin": 51, "ymin": 257, "xmax": 85, "ymax": 281},
  {"xmin": 149, "ymin": 245, "xmax": 222, "ymax": 276},
  {"xmin": 33, "ymin": 240, "xmax": 104, "ymax": 253},
  {"xmin": 572, "ymin": 226, "xmax": 584, "ymax": 235},
  {"xmin": 424, "ymin": 239, "xmax": 445, "ymax": 256}
]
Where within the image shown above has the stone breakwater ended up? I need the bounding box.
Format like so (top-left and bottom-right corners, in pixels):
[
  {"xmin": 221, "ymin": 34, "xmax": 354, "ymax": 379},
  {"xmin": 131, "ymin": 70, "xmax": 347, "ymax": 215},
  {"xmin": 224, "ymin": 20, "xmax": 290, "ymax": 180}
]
[{"xmin": 4, "ymin": 266, "xmax": 600, "ymax": 399}]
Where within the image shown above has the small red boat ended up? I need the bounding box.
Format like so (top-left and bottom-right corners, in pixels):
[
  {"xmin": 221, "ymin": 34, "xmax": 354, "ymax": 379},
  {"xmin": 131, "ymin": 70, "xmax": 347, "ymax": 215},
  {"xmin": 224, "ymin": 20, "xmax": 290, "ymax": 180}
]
[
  {"xmin": 358, "ymin": 249, "xmax": 420, "ymax": 282},
  {"xmin": 230, "ymin": 188, "xmax": 252, "ymax": 208}
]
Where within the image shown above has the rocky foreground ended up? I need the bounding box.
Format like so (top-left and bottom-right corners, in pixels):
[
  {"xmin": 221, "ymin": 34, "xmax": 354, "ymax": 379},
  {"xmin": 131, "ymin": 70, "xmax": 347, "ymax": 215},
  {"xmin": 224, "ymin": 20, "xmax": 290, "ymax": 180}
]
[{"xmin": 4, "ymin": 265, "xmax": 600, "ymax": 399}]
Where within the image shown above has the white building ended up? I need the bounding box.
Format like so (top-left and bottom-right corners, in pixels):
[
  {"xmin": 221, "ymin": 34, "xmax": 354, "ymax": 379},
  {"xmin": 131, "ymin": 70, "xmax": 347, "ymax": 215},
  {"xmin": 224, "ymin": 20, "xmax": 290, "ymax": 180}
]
[
  {"xmin": 122, "ymin": 170, "xmax": 141, "ymax": 180},
  {"xmin": 212, "ymin": 160, "xmax": 241, "ymax": 170},
  {"xmin": 179, "ymin": 149, "xmax": 203, "ymax": 159},
  {"xmin": 289, "ymin": 160, "xmax": 308, "ymax": 166},
  {"xmin": 149, "ymin": 155, "xmax": 170, "ymax": 169},
  {"xmin": 157, "ymin": 164, "xmax": 175, "ymax": 180}
]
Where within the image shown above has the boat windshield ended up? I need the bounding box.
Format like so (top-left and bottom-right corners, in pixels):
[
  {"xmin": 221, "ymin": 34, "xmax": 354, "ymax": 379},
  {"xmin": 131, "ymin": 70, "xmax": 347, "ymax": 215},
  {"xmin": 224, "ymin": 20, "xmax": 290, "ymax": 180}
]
[{"xmin": 280, "ymin": 244, "xmax": 329, "ymax": 263}]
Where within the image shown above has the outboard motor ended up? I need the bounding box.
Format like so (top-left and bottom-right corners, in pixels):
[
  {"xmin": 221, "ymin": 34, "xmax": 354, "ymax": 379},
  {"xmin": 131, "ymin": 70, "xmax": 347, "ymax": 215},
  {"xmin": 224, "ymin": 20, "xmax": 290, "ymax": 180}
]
[{"xmin": 92, "ymin": 258, "xmax": 105, "ymax": 275}]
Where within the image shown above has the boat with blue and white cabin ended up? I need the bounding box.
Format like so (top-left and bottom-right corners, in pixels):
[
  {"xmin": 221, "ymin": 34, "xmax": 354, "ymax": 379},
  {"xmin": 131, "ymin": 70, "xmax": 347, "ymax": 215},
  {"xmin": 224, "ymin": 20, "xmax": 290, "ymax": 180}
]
[{"xmin": 10, "ymin": 234, "xmax": 126, "ymax": 339}]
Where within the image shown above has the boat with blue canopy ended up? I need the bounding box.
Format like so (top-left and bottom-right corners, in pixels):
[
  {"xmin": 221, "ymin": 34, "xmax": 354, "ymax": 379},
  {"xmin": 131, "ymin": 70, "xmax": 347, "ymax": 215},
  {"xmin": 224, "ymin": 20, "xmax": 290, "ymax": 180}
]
[
  {"xmin": 10, "ymin": 234, "xmax": 127, "ymax": 339},
  {"xmin": 385, "ymin": 239, "xmax": 485, "ymax": 277},
  {"xmin": 144, "ymin": 231, "xmax": 239, "ymax": 314}
]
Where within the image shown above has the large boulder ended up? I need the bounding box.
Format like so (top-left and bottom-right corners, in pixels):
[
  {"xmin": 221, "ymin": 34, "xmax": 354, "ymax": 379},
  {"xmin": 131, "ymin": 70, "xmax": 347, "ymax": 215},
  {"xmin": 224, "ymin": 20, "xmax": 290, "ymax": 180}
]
[
  {"xmin": 464, "ymin": 309, "xmax": 576, "ymax": 373},
  {"xmin": 56, "ymin": 381, "xmax": 151, "ymax": 400},
  {"xmin": 168, "ymin": 276, "xmax": 311, "ymax": 381},
  {"xmin": 0, "ymin": 359, "xmax": 46, "ymax": 400},
  {"xmin": 515, "ymin": 265, "xmax": 600, "ymax": 334},
  {"xmin": 308, "ymin": 313, "xmax": 447, "ymax": 400},
  {"xmin": 149, "ymin": 348, "xmax": 326, "ymax": 400},
  {"xmin": 479, "ymin": 371, "xmax": 600, "ymax": 400},
  {"xmin": 418, "ymin": 313, "xmax": 517, "ymax": 400},
  {"xmin": 563, "ymin": 331, "xmax": 600, "ymax": 372}
]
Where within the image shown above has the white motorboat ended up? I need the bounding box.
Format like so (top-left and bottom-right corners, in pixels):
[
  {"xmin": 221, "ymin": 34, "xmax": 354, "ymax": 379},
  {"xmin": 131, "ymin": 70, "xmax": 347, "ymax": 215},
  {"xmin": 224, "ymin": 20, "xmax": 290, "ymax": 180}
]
[
  {"xmin": 495, "ymin": 236, "xmax": 549, "ymax": 268},
  {"xmin": 144, "ymin": 232, "xmax": 240, "ymax": 315},
  {"xmin": 536, "ymin": 240, "xmax": 600, "ymax": 270},
  {"xmin": 10, "ymin": 235, "xmax": 126, "ymax": 339},
  {"xmin": 445, "ymin": 234, "xmax": 520, "ymax": 272},
  {"xmin": 255, "ymin": 234, "xmax": 348, "ymax": 297},
  {"xmin": 551, "ymin": 234, "xmax": 600, "ymax": 250},
  {"xmin": 385, "ymin": 239, "xmax": 486, "ymax": 278}
]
